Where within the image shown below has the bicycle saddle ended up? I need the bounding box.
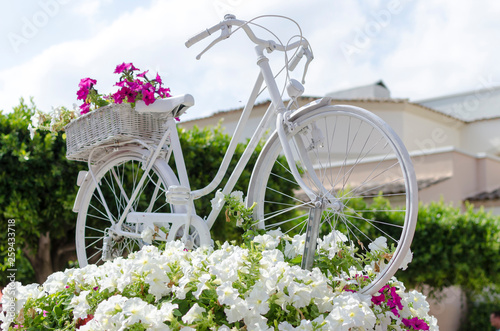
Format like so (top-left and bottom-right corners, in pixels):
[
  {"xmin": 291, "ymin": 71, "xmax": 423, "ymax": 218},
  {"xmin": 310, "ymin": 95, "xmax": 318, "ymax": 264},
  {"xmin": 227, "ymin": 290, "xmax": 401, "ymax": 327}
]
[{"xmin": 135, "ymin": 94, "xmax": 194, "ymax": 118}]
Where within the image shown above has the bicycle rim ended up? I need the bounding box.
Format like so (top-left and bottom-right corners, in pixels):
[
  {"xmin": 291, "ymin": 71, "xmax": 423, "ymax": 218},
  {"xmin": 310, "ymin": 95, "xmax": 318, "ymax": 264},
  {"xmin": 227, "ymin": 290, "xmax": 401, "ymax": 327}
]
[{"xmin": 247, "ymin": 104, "xmax": 417, "ymax": 294}]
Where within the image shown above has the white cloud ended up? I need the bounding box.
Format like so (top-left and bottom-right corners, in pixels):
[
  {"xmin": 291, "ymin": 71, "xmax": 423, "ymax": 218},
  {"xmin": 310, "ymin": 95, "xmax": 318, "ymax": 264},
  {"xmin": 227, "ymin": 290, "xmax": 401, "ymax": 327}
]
[
  {"xmin": 1, "ymin": 0, "xmax": 500, "ymax": 119},
  {"xmin": 380, "ymin": 0, "xmax": 500, "ymax": 100}
]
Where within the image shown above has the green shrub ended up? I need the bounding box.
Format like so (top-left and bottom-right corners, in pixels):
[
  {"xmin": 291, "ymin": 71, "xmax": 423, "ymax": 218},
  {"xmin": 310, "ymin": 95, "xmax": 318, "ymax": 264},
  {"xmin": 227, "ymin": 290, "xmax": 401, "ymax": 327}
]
[{"xmin": 395, "ymin": 201, "xmax": 500, "ymax": 296}]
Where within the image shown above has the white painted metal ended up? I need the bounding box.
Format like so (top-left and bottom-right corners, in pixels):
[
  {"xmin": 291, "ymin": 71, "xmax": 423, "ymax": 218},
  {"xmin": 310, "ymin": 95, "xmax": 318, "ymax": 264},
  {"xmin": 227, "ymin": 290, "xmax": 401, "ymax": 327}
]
[{"xmin": 72, "ymin": 14, "xmax": 417, "ymax": 295}]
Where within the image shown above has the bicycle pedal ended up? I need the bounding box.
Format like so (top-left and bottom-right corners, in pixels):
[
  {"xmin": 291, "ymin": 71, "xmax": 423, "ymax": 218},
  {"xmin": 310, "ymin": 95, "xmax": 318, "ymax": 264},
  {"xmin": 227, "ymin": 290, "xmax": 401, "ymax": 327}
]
[{"xmin": 166, "ymin": 185, "xmax": 191, "ymax": 205}]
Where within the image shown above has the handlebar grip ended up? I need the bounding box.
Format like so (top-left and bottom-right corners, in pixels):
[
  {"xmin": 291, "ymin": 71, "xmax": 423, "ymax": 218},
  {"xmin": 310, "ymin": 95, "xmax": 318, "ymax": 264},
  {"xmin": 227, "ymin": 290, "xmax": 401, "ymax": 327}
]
[
  {"xmin": 185, "ymin": 22, "xmax": 226, "ymax": 48},
  {"xmin": 185, "ymin": 29, "xmax": 211, "ymax": 48}
]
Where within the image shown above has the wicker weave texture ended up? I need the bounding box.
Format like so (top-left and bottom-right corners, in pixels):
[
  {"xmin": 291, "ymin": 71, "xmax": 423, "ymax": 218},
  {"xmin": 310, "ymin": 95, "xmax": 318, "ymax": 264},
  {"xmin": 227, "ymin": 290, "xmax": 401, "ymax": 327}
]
[{"xmin": 65, "ymin": 104, "xmax": 169, "ymax": 162}]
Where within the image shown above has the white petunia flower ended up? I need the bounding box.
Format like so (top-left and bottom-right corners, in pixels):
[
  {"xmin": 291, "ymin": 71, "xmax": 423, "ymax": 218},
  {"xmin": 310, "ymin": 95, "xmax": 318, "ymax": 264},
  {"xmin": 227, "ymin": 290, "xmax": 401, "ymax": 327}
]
[
  {"xmin": 266, "ymin": 228, "xmax": 284, "ymax": 240},
  {"xmin": 91, "ymin": 294, "xmax": 129, "ymax": 330},
  {"xmin": 141, "ymin": 226, "xmax": 155, "ymax": 244},
  {"xmin": 246, "ymin": 283, "xmax": 270, "ymax": 315},
  {"xmin": 316, "ymin": 230, "xmax": 348, "ymax": 258},
  {"xmin": 174, "ymin": 270, "xmax": 195, "ymax": 300},
  {"xmin": 224, "ymin": 297, "xmax": 249, "ymax": 323},
  {"xmin": 78, "ymin": 319, "xmax": 100, "ymax": 331},
  {"xmin": 193, "ymin": 273, "xmax": 211, "ymax": 299},
  {"xmin": 216, "ymin": 281, "xmax": 240, "ymax": 306},
  {"xmin": 159, "ymin": 302, "xmax": 178, "ymax": 322},
  {"xmin": 368, "ymin": 236, "xmax": 388, "ymax": 252},
  {"xmin": 122, "ymin": 297, "xmax": 149, "ymax": 325},
  {"xmin": 253, "ymin": 233, "xmax": 281, "ymax": 250},
  {"xmin": 399, "ymin": 248, "xmax": 413, "ymax": 270},
  {"xmin": 230, "ymin": 190, "xmax": 244, "ymax": 202},
  {"xmin": 260, "ymin": 249, "xmax": 285, "ymax": 269},
  {"xmin": 69, "ymin": 290, "xmax": 91, "ymax": 319},
  {"xmin": 145, "ymin": 265, "xmax": 172, "ymax": 301},
  {"xmin": 289, "ymin": 281, "xmax": 312, "ymax": 309},
  {"xmin": 284, "ymin": 233, "xmax": 306, "ymax": 259},
  {"xmin": 211, "ymin": 189, "xmax": 225, "ymax": 209},
  {"xmin": 31, "ymin": 112, "xmax": 41, "ymax": 127},
  {"xmin": 43, "ymin": 271, "xmax": 69, "ymax": 294},
  {"xmin": 244, "ymin": 314, "xmax": 272, "ymax": 330},
  {"xmin": 182, "ymin": 303, "xmax": 206, "ymax": 324},
  {"xmin": 328, "ymin": 292, "xmax": 376, "ymax": 329},
  {"xmin": 406, "ymin": 289, "xmax": 430, "ymax": 317}
]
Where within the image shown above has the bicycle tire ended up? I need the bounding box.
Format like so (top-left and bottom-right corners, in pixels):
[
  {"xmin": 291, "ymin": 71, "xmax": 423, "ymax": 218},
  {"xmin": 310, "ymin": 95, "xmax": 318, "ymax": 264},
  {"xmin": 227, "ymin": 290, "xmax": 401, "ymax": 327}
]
[
  {"xmin": 75, "ymin": 149, "xmax": 209, "ymax": 267},
  {"xmin": 247, "ymin": 104, "xmax": 417, "ymax": 295}
]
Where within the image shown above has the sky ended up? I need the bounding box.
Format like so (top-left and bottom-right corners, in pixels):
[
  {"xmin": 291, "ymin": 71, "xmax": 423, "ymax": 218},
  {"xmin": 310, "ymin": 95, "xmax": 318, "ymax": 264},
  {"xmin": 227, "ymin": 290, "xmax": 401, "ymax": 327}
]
[{"xmin": 1, "ymin": 0, "xmax": 499, "ymax": 121}]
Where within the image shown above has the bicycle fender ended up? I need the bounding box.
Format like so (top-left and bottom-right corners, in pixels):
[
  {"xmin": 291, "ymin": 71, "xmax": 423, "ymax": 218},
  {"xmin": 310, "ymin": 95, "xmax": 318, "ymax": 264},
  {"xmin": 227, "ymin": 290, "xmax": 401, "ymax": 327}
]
[{"xmin": 294, "ymin": 97, "xmax": 332, "ymax": 115}]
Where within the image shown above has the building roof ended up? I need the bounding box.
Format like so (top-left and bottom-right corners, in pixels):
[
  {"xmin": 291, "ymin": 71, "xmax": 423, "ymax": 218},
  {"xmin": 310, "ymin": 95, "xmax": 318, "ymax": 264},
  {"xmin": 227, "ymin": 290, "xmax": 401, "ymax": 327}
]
[
  {"xmin": 415, "ymin": 85, "xmax": 500, "ymax": 122},
  {"xmin": 326, "ymin": 80, "xmax": 391, "ymax": 99},
  {"xmin": 466, "ymin": 187, "xmax": 500, "ymax": 202},
  {"xmin": 179, "ymin": 95, "xmax": 461, "ymax": 126},
  {"xmin": 360, "ymin": 176, "xmax": 451, "ymax": 196}
]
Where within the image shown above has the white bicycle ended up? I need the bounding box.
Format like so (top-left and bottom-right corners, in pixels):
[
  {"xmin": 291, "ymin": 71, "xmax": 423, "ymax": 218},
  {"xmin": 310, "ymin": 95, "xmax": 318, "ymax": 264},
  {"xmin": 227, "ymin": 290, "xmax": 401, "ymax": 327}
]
[{"xmin": 71, "ymin": 14, "xmax": 417, "ymax": 295}]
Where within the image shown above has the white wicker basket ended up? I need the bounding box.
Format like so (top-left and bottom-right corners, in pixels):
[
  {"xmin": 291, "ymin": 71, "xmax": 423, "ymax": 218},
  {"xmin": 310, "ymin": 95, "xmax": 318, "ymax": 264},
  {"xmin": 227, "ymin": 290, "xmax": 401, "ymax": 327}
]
[{"xmin": 65, "ymin": 103, "xmax": 169, "ymax": 162}]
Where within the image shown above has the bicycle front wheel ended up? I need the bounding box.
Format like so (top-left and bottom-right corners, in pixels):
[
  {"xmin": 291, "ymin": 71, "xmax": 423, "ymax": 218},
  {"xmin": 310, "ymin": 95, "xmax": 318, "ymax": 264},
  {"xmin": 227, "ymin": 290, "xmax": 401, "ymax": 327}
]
[
  {"xmin": 247, "ymin": 104, "xmax": 417, "ymax": 294},
  {"xmin": 75, "ymin": 150, "xmax": 181, "ymax": 267}
]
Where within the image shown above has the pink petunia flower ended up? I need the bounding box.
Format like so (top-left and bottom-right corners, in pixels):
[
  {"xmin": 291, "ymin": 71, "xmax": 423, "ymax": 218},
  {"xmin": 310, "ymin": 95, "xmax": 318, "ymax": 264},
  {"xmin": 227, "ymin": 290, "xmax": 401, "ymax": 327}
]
[
  {"xmin": 76, "ymin": 88, "xmax": 89, "ymax": 101},
  {"xmin": 142, "ymin": 90, "xmax": 156, "ymax": 105},
  {"xmin": 112, "ymin": 88, "xmax": 127, "ymax": 104},
  {"xmin": 371, "ymin": 292, "xmax": 385, "ymax": 305},
  {"xmin": 137, "ymin": 70, "xmax": 149, "ymax": 78},
  {"xmin": 79, "ymin": 102, "xmax": 91, "ymax": 114},
  {"xmin": 114, "ymin": 62, "xmax": 139, "ymax": 74},
  {"xmin": 402, "ymin": 317, "xmax": 430, "ymax": 330},
  {"xmin": 157, "ymin": 87, "xmax": 171, "ymax": 98},
  {"xmin": 78, "ymin": 78, "xmax": 96, "ymax": 89},
  {"xmin": 125, "ymin": 89, "xmax": 138, "ymax": 103},
  {"xmin": 76, "ymin": 78, "xmax": 96, "ymax": 101},
  {"xmin": 155, "ymin": 73, "xmax": 162, "ymax": 85}
]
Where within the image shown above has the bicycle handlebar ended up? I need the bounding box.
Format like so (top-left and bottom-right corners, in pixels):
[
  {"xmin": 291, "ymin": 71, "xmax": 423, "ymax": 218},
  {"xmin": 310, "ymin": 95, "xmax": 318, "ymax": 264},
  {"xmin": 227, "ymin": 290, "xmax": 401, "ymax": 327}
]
[{"xmin": 185, "ymin": 15, "xmax": 312, "ymax": 68}]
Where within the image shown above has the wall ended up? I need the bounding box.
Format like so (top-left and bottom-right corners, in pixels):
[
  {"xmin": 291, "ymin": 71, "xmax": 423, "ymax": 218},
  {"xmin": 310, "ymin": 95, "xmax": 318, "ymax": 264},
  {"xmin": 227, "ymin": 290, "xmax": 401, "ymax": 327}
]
[
  {"xmin": 460, "ymin": 118, "xmax": 500, "ymax": 155},
  {"xmin": 424, "ymin": 286, "xmax": 467, "ymax": 331}
]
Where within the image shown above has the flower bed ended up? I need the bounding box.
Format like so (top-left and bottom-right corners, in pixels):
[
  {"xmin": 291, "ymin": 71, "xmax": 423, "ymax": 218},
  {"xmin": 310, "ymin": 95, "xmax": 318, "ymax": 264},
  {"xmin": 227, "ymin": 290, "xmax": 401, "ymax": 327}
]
[{"xmin": 0, "ymin": 230, "xmax": 437, "ymax": 330}]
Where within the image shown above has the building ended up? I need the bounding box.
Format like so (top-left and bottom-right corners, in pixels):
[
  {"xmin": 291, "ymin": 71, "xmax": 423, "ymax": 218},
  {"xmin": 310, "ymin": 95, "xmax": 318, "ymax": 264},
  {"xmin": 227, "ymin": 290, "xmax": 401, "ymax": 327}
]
[{"xmin": 180, "ymin": 81, "xmax": 500, "ymax": 213}]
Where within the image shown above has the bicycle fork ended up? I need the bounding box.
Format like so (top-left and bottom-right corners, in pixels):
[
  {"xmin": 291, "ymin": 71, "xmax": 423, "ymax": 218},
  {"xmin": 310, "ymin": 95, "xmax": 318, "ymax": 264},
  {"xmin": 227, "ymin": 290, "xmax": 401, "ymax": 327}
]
[{"xmin": 302, "ymin": 201, "xmax": 324, "ymax": 270}]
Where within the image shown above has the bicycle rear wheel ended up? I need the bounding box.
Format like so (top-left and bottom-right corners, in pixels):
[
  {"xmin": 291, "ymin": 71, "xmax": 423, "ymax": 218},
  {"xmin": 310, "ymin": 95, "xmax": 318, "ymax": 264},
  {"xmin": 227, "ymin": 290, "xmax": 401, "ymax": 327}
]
[
  {"xmin": 75, "ymin": 149, "xmax": 194, "ymax": 267},
  {"xmin": 247, "ymin": 104, "xmax": 417, "ymax": 294}
]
